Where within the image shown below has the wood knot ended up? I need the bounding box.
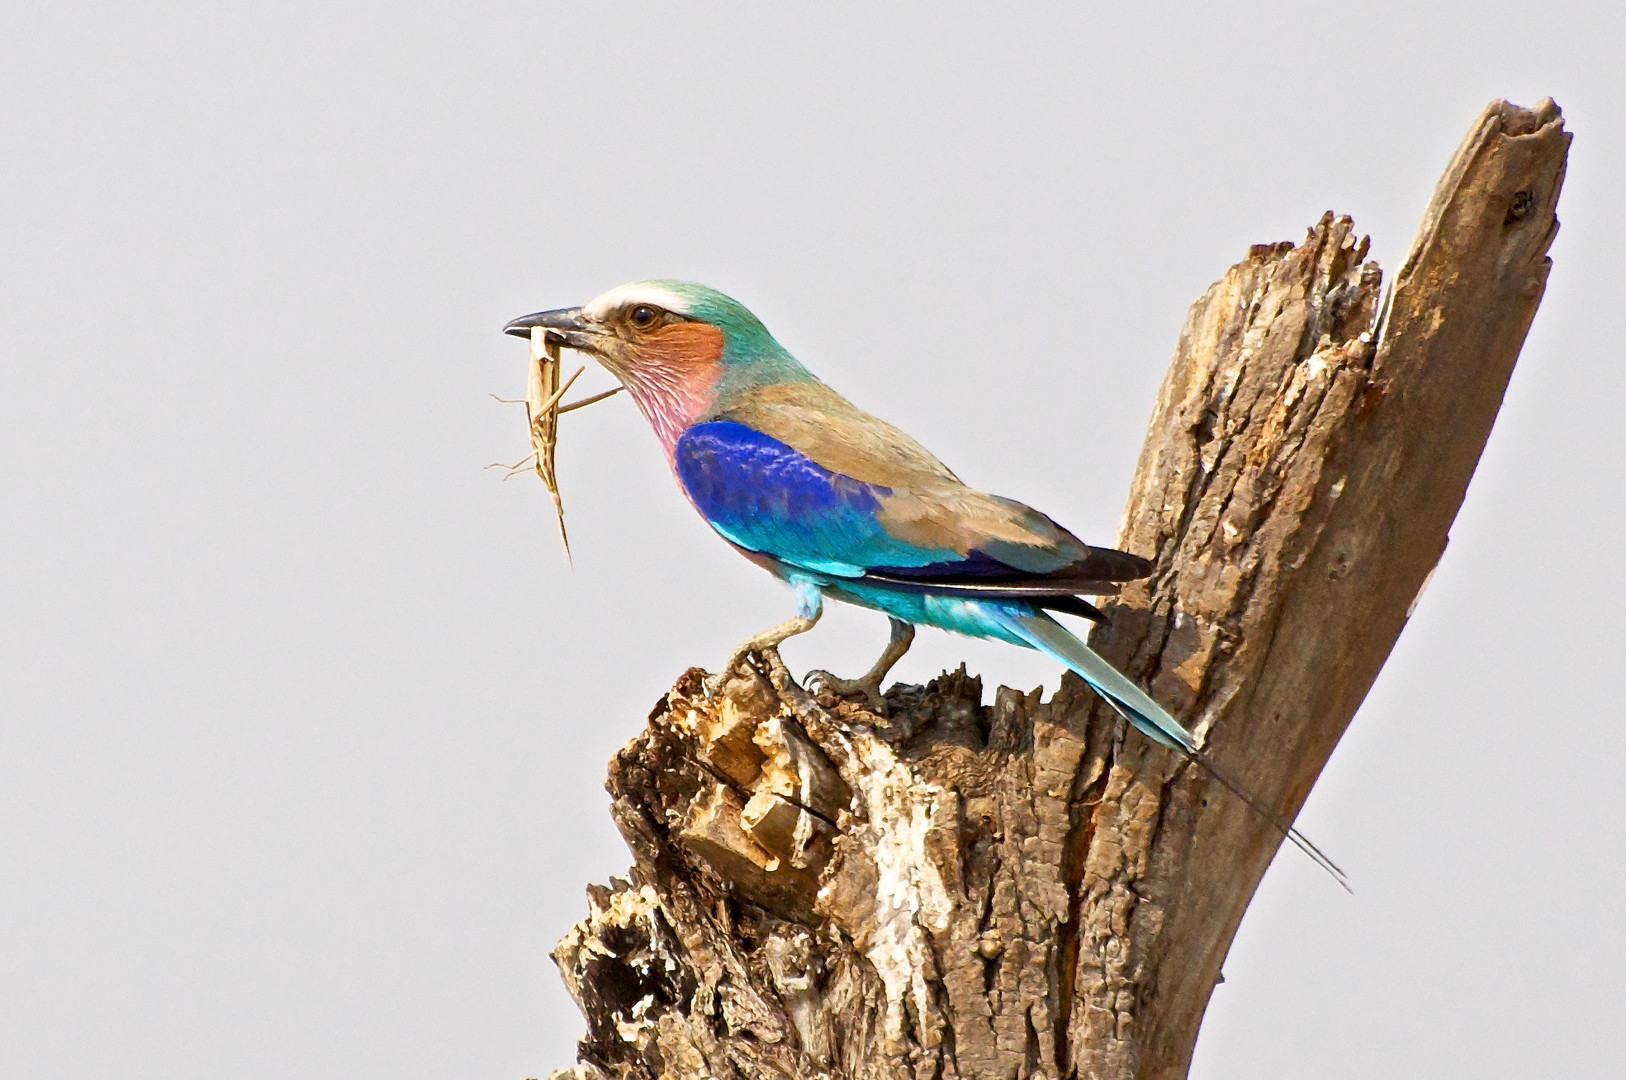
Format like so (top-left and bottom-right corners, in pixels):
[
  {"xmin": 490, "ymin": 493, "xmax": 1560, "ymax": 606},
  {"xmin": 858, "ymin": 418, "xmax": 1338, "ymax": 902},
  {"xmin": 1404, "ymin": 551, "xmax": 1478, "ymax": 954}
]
[{"xmin": 1504, "ymin": 189, "xmax": 1535, "ymax": 227}]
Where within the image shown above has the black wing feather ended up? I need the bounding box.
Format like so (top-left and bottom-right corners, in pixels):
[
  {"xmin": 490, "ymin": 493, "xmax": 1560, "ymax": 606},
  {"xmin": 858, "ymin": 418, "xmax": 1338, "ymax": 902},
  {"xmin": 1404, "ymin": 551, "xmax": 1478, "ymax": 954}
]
[{"xmin": 860, "ymin": 542, "xmax": 1152, "ymax": 623}]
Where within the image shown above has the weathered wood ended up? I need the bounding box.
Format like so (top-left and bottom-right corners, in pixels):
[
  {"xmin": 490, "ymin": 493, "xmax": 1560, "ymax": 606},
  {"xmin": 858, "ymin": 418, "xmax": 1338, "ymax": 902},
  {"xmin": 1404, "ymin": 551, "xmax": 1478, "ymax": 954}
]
[{"xmin": 545, "ymin": 99, "xmax": 1568, "ymax": 1080}]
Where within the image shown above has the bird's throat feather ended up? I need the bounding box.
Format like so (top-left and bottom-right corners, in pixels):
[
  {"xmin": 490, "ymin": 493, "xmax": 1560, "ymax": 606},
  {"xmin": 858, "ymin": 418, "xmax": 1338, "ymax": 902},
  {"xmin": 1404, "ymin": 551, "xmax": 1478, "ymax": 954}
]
[{"xmin": 615, "ymin": 322, "xmax": 726, "ymax": 455}]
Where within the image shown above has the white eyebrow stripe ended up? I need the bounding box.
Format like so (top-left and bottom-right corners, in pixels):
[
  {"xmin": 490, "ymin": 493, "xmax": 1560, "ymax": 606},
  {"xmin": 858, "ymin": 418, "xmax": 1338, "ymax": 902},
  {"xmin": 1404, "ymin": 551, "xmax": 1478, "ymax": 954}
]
[{"xmin": 581, "ymin": 281, "xmax": 692, "ymax": 321}]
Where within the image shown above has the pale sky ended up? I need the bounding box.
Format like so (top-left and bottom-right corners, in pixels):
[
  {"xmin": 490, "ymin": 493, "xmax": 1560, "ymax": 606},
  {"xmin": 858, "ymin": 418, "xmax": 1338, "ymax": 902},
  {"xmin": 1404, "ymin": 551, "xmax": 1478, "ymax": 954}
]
[{"xmin": 3, "ymin": 3, "xmax": 1623, "ymax": 1078}]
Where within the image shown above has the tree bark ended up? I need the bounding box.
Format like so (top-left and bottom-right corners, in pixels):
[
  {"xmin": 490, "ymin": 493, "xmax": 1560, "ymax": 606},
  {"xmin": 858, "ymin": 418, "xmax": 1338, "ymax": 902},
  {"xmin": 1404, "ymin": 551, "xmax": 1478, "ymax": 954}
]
[{"xmin": 545, "ymin": 99, "xmax": 1569, "ymax": 1080}]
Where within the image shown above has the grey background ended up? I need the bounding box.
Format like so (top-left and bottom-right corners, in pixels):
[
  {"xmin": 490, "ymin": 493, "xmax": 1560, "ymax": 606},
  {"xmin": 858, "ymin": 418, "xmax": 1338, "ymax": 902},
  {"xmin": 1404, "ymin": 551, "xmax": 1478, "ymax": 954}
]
[{"xmin": 3, "ymin": 2, "xmax": 1622, "ymax": 1077}]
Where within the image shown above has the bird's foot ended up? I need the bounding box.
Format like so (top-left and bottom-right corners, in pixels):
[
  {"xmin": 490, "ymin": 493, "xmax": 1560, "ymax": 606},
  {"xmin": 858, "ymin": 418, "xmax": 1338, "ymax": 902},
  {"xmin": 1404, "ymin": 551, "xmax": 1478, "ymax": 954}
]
[
  {"xmin": 704, "ymin": 646, "xmax": 792, "ymax": 699},
  {"xmin": 805, "ymin": 669, "xmax": 887, "ymax": 712},
  {"xmin": 703, "ymin": 593, "xmax": 825, "ymax": 700},
  {"xmin": 805, "ymin": 619, "xmax": 913, "ymax": 713}
]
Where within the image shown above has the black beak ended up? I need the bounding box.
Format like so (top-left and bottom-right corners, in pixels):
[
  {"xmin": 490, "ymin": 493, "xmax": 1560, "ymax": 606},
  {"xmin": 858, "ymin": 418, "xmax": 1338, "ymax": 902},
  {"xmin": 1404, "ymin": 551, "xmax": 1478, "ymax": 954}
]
[{"xmin": 503, "ymin": 306, "xmax": 588, "ymax": 343}]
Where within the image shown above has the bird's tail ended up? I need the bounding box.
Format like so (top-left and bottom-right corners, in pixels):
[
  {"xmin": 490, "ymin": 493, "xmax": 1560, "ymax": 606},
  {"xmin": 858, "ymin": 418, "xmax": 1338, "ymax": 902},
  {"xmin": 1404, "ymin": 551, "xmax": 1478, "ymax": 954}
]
[{"xmin": 990, "ymin": 607, "xmax": 1350, "ymax": 891}]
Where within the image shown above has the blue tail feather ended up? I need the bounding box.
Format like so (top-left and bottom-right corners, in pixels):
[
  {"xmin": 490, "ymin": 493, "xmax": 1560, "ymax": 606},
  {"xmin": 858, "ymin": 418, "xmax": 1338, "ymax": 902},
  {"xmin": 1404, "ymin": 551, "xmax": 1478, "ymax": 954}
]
[
  {"xmin": 989, "ymin": 606, "xmax": 1350, "ymax": 891},
  {"xmin": 991, "ymin": 607, "xmax": 1197, "ymax": 753}
]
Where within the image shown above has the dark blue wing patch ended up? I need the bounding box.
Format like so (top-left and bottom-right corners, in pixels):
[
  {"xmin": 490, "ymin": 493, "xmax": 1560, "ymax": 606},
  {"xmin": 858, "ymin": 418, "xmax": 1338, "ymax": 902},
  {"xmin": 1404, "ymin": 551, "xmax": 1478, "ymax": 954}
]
[{"xmin": 674, "ymin": 420, "xmax": 957, "ymax": 576}]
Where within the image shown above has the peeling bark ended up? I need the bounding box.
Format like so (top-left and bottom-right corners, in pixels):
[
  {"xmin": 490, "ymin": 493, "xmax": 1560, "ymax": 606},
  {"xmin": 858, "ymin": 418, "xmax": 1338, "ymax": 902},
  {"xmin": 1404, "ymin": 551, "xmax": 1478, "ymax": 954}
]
[{"xmin": 544, "ymin": 100, "xmax": 1568, "ymax": 1080}]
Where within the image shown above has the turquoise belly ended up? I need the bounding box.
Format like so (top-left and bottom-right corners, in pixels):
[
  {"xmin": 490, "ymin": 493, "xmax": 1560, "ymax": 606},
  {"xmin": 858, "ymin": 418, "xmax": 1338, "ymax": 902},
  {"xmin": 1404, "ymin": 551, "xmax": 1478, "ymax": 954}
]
[{"xmin": 778, "ymin": 569, "xmax": 1035, "ymax": 650}]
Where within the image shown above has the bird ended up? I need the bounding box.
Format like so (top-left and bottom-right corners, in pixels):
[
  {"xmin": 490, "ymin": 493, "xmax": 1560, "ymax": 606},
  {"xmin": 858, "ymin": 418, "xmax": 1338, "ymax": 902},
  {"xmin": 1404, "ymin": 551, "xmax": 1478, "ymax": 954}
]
[{"xmin": 504, "ymin": 280, "xmax": 1346, "ymax": 887}]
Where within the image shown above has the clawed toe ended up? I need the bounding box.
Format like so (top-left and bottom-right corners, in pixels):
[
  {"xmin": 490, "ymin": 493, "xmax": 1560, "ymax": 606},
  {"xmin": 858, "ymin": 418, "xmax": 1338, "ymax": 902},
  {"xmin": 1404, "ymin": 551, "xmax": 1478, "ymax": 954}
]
[
  {"xmin": 707, "ymin": 590, "xmax": 824, "ymax": 699},
  {"xmin": 707, "ymin": 646, "xmax": 792, "ymax": 698},
  {"xmin": 806, "ymin": 669, "xmax": 886, "ymax": 709}
]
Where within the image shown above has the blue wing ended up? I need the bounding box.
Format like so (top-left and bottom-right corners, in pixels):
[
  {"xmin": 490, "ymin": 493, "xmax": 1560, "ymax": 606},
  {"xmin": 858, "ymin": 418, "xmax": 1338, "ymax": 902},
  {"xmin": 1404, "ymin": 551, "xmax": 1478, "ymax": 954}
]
[
  {"xmin": 673, "ymin": 420, "xmax": 1146, "ymax": 615},
  {"xmin": 674, "ymin": 420, "xmax": 955, "ymax": 577}
]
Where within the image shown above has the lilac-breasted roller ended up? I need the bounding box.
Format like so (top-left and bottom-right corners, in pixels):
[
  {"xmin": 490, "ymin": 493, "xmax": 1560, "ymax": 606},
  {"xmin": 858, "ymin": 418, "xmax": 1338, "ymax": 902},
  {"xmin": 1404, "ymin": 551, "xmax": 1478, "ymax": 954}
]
[{"xmin": 505, "ymin": 280, "xmax": 1344, "ymax": 885}]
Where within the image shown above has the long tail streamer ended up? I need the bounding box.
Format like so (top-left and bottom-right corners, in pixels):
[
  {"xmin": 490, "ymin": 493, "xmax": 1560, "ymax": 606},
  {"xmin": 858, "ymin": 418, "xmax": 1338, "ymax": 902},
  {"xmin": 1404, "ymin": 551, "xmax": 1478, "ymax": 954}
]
[{"xmin": 994, "ymin": 608, "xmax": 1350, "ymax": 892}]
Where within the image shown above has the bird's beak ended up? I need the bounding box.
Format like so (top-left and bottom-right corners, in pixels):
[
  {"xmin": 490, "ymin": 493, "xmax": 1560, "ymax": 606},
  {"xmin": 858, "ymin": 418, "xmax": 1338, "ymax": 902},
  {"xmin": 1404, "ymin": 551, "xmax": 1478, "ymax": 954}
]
[{"xmin": 502, "ymin": 306, "xmax": 600, "ymax": 352}]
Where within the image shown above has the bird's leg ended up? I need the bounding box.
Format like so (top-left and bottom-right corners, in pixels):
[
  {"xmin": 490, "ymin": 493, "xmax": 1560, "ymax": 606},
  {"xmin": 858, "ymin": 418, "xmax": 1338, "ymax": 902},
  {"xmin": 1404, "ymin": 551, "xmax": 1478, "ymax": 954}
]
[
  {"xmin": 807, "ymin": 617, "xmax": 915, "ymax": 709},
  {"xmin": 705, "ymin": 581, "xmax": 823, "ymax": 697}
]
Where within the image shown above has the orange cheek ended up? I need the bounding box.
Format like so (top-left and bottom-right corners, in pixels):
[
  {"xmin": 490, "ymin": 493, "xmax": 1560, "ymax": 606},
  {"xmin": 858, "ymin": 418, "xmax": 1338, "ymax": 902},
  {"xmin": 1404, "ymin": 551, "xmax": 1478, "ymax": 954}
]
[{"xmin": 641, "ymin": 322, "xmax": 726, "ymax": 374}]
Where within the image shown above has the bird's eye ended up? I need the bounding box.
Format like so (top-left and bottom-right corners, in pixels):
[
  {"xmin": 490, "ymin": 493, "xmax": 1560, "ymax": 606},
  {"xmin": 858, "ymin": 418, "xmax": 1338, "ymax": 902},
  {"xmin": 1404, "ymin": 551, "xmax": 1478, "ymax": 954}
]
[{"xmin": 628, "ymin": 305, "xmax": 660, "ymax": 330}]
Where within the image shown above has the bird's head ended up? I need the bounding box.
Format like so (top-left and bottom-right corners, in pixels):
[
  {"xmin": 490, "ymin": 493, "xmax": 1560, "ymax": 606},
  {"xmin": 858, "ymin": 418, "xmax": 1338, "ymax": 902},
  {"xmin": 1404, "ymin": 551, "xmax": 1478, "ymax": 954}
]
[{"xmin": 504, "ymin": 281, "xmax": 809, "ymax": 450}]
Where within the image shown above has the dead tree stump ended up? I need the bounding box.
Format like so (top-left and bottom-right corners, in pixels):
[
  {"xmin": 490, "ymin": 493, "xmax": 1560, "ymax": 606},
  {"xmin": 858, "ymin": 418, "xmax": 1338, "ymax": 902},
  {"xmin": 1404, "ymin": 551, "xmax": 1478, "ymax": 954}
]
[{"xmin": 545, "ymin": 99, "xmax": 1569, "ymax": 1080}]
